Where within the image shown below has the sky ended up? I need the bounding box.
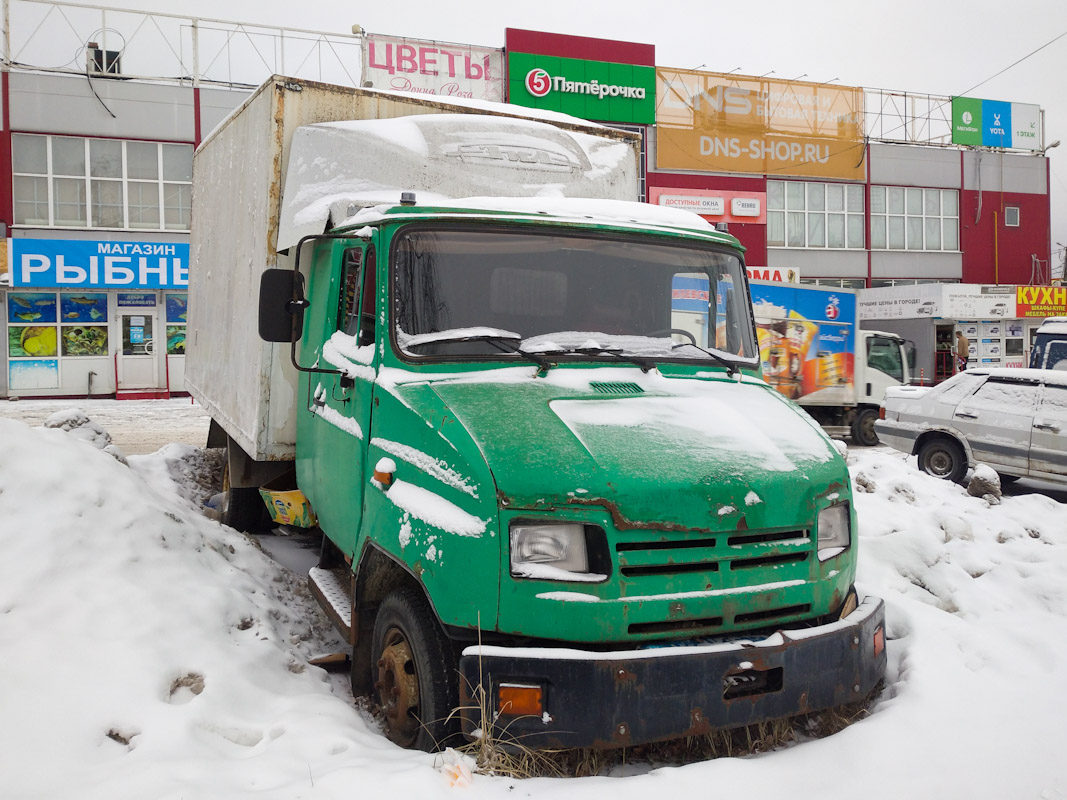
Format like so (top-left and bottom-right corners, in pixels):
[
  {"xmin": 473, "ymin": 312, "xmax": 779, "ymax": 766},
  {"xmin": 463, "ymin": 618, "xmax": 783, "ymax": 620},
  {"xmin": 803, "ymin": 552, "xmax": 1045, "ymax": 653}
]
[
  {"xmin": 40, "ymin": 0, "xmax": 1067, "ymax": 270},
  {"xmin": 3, "ymin": 397, "xmax": 1067, "ymax": 797}
]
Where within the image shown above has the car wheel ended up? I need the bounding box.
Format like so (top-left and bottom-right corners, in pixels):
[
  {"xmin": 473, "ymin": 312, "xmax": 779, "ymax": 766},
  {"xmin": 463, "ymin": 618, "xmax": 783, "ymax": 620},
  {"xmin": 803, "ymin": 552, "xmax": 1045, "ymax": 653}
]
[
  {"xmin": 851, "ymin": 408, "xmax": 880, "ymax": 447},
  {"xmin": 372, "ymin": 587, "xmax": 460, "ymax": 751},
  {"xmin": 918, "ymin": 438, "xmax": 967, "ymax": 483}
]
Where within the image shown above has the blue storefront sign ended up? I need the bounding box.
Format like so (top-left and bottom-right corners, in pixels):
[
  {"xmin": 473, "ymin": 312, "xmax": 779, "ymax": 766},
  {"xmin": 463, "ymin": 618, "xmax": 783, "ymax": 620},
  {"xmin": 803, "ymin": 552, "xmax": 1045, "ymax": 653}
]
[{"xmin": 9, "ymin": 239, "xmax": 189, "ymax": 289}]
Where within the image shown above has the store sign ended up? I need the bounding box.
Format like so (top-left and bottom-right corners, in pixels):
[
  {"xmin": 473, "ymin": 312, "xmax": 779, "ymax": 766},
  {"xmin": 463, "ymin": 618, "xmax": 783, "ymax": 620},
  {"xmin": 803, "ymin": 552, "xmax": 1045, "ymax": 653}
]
[
  {"xmin": 951, "ymin": 96, "xmax": 1042, "ymax": 150},
  {"xmin": 10, "ymin": 239, "xmax": 189, "ymax": 289},
  {"xmin": 362, "ymin": 34, "xmax": 505, "ymax": 102},
  {"xmin": 118, "ymin": 293, "xmax": 157, "ymax": 307},
  {"xmin": 1016, "ymin": 285, "xmax": 1067, "ymax": 317},
  {"xmin": 658, "ymin": 195, "xmax": 724, "ymax": 215},
  {"xmin": 656, "ymin": 69, "xmax": 865, "ymax": 180},
  {"xmin": 648, "ymin": 187, "xmax": 766, "ymax": 224},
  {"xmin": 747, "ymin": 267, "xmax": 800, "ymax": 283},
  {"xmin": 507, "ymin": 52, "xmax": 656, "ymax": 124}
]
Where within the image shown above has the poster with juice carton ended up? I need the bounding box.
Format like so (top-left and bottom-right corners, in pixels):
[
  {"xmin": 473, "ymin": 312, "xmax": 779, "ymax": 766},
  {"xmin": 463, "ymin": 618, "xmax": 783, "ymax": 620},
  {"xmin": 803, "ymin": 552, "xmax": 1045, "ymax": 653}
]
[{"xmin": 750, "ymin": 282, "xmax": 856, "ymax": 404}]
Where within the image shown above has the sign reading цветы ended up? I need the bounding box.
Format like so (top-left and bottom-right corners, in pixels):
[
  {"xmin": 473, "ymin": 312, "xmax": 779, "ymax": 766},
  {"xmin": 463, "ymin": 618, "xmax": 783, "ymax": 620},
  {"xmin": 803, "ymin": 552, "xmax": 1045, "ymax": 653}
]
[{"xmin": 951, "ymin": 96, "xmax": 1042, "ymax": 150}]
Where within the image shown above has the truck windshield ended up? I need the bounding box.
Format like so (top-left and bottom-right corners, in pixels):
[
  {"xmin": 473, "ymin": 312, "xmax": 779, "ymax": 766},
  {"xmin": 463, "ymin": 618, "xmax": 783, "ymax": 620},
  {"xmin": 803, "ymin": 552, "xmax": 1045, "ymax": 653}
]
[{"xmin": 393, "ymin": 226, "xmax": 757, "ymax": 366}]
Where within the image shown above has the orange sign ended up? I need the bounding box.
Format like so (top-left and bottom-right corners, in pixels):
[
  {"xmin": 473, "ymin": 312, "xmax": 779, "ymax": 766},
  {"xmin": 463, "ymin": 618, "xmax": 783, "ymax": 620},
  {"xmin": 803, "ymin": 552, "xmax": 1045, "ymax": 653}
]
[
  {"xmin": 656, "ymin": 69, "xmax": 865, "ymax": 180},
  {"xmin": 1016, "ymin": 285, "xmax": 1067, "ymax": 317}
]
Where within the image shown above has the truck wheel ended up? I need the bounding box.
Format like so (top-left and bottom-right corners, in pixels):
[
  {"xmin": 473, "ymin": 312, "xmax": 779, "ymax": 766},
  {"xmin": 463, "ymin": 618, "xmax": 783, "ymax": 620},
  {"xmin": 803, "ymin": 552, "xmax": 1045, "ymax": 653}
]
[
  {"xmin": 918, "ymin": 438, "xmax": 967, "ymax": 483},
  {"xmin": 851, "ymin": 408, "xmax": 879, "ymax": 447},
  {"xmin": 371, "ymin": 587, "xmax": 459, "ymax": 751},
  {"xmin": 220, "ymin": 462, "xmax": 269, "ymax": 532}
]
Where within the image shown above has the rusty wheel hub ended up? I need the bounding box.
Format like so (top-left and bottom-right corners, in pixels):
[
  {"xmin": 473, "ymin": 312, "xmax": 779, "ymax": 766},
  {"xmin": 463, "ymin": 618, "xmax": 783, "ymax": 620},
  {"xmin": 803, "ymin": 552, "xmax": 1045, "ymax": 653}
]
[{"xmin": 375, "ymin": 628, "xmax": 420, "ymax": 744}]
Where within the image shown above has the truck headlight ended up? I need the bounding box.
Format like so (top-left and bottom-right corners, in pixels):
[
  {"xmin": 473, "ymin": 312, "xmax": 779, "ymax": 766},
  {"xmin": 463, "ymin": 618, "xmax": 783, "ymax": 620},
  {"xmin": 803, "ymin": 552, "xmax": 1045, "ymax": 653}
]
[
  {"xmin": 510, "ymin": 522, "xmax": 589, "ymax": 577},
  {"xmin": 817, "ymin": 503, "xmax": 851, "ymax": 561}
]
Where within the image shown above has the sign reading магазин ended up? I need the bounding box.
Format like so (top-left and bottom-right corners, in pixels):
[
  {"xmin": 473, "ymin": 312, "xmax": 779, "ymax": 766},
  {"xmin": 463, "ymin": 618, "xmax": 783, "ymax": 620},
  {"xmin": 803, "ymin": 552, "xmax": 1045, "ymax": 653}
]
[
  {"xmin": 10, "ymin": 239, "xmax": 189, "ymax": 289},
  {"xmin": 362, "ymin": 34, "xmax": 505, "ymax": 102},
  {"xmin": 951, "ymin": 96, "xmax": 1042, "ymax": 150},
  {"xmin": 507, "ymin": 51, "xmax": 656, "ymax": 125}
]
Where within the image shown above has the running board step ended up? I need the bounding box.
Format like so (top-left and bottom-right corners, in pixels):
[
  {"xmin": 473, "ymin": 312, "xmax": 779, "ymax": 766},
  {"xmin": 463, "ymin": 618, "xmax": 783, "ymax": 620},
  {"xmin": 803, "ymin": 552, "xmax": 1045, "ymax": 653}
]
[{"xmin": 309, "ymin": 566, "xmax": 354, "ymax": 644}]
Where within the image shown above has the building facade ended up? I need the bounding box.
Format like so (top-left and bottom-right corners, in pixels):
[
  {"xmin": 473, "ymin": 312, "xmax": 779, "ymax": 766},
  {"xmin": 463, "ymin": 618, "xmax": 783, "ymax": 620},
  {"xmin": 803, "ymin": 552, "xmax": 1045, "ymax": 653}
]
[{"xmin": 0, "ymin": 5, "xmax": 1055, "ymax": 397}]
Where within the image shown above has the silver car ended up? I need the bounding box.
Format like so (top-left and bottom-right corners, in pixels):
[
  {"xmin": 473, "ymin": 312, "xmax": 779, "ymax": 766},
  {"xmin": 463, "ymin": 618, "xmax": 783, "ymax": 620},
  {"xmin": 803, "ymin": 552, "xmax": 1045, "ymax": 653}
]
[{"xmin": 875, "ymin": 368, "xmax": 1067, "ymax": 484}]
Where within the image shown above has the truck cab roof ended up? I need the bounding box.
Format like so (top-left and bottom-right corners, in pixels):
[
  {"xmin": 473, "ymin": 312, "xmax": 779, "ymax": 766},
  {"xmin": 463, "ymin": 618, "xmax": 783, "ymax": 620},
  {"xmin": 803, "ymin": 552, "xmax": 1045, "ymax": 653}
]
[{"xmin": 330, "ymin": 195, "xmax": 742, "ymax": 248}]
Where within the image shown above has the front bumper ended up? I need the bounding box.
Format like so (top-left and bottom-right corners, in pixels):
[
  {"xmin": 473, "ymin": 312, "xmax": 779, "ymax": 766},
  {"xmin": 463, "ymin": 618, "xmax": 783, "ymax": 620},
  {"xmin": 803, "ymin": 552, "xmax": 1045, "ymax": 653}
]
[{"xmin": 458, "ymin": 596, "xmax": 886, "ymax": 749}]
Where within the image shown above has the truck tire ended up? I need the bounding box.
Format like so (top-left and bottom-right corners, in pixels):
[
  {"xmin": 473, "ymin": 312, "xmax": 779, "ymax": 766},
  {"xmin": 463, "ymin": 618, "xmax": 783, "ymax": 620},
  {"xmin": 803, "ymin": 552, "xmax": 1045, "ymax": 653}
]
[
  {"xmin": 851, "ymin": 408, "xmax": 880, "ymax": 447},
  {"xmin": 220, "ymin": 462, "xmax": 269, "ymax": 532},
  {"xmin": 918, "ymin": 438, "xmax": 967, "ymax": 483},
  {"xmin": 371, "ymin": 587, "xmax": 460, "ymax": 751}
]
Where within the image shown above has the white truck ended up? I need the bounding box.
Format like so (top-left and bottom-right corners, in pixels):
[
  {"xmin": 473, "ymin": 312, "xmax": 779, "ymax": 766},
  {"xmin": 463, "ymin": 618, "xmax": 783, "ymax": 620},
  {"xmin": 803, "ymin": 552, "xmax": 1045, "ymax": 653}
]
[{"xmin": 750, "ymin": 282, "xmax": 914, "ymax": 445}]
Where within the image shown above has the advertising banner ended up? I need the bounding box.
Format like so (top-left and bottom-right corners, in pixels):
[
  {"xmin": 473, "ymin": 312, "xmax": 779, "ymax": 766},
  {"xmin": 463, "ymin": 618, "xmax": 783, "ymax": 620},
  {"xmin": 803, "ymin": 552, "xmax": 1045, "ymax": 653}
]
[
  {"xmin": 10, "ymin": 239, "xmax": 189, "ymax": 289},
  {"xmin": 656, "ymin": 70, "xmax": 865, "ymax": 180},
  {"xmin": 363, "ymin": 34, "xmax": 505, "ymax": 102},
  {"xmin": 507, "ymin": 51, "xmax": 656, "ymax": 124},
  {"xmin": 648, "ymin": 186, "xmax": 766, "ymax": 224},
  {"xmin": 1016, "ymin": 285, "xmax": 1067, "ymax": 317},
  {"xmin": 750, "ymin": 283, "xmax": 855, "ymax": 402},
  {"xmin": 951, "ymin": 96, "xmax": 1042, "ymax": 150}
]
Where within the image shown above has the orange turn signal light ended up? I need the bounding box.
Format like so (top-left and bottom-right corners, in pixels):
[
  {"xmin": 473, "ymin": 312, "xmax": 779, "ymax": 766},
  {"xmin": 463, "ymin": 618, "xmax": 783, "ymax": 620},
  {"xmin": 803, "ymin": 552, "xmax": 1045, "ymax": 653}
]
[
  {"xmin": 873, "ymin": 626, "xmax": 885, "ymax": 658},
  {"xmin": 498, "ymin": 683, "xmax": 544, "ymax": 718}
]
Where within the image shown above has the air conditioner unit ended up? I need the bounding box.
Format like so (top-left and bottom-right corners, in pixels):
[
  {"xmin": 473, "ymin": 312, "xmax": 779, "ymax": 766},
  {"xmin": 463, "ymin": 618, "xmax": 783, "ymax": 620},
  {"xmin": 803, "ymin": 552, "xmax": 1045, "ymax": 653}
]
[{"xmin": 86, "ymin": 43, "xmax": 121, "ymax": 76}]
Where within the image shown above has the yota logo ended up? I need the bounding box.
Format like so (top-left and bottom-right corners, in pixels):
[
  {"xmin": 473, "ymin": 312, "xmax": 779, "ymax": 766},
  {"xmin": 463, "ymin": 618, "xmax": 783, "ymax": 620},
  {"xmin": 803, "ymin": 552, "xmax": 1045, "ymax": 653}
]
[{"xmin": 525, "ymin": 68, "xmax": 551, "ymax": 98}]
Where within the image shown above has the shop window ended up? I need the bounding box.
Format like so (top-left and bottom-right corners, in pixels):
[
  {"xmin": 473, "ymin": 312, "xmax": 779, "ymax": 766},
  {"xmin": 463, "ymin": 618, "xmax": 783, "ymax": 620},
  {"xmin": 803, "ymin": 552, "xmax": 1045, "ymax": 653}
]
[
  {"xmin": 59, "ymin": 293, "xmax": 109, "ymax": 357},
  {"xmin": 11, "ymin": 134, "xmax": 192, "ymax": 231},
  {"xmin": 1005, "ymin": 207, "xmax": 1020, "ymax": 227},
  {"xmin": 165, "ymin": 293, "xmax": 188, "ymax": 355},
  {"xmin": 767, "ymin": 180, "xmax": 864, "ymax": 249},
  {"xmin": 871, "ymin": 186, "xmax": 958, "ymax": 251}
]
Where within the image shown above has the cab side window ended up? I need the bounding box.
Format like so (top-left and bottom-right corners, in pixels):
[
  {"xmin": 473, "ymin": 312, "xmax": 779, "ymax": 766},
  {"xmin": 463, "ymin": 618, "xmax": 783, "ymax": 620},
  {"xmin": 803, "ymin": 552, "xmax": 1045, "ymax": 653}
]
[
  {"xmin": 336, "ymin": 246, "xmax": 377, "ymax": 347},
  {"xmin": 338, "ymin": 248, "xmax": 362, "ymax": 336}
]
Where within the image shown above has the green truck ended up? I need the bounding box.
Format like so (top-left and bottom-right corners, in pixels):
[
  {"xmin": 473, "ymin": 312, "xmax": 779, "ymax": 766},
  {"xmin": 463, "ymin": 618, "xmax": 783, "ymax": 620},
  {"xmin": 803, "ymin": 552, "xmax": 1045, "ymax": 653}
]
[{"xmin": 187, "ymin": 76, "xmax": 885, "ymax": 752}]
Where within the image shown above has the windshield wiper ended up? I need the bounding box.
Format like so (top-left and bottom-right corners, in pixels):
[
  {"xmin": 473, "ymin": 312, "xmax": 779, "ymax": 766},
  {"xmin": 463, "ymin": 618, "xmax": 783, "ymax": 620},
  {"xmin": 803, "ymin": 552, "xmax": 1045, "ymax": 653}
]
[
  {"xmin": 567, "ymin": 345, "xmax": 655, "ymax": 373},
  {"xmin": 483, "ymin": 336, "xmax": 556, "ymax": 374},
  {"xmin": 671, "ymin": 341, "xmax": 740, "ymax": 377}
]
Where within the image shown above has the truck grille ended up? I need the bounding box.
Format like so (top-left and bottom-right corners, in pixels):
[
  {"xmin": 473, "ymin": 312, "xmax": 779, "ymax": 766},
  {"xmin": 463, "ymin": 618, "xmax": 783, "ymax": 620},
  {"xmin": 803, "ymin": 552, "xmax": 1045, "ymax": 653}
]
[{"xmin": 614, "ymin": 527, "xmax": 814, "ymax": 635}]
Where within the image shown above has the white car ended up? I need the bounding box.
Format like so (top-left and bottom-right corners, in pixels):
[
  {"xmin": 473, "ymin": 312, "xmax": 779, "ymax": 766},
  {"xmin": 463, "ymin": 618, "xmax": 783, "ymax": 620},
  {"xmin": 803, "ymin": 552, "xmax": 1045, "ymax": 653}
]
[{"xmin": 875, "ymin": 368, "xmax": 1067, "ymax": 484}]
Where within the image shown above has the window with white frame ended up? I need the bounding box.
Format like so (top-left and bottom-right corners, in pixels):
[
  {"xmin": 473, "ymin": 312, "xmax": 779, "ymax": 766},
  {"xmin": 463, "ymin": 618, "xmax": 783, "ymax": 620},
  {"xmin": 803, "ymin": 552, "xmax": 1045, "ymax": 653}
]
[
  {"xmin": 12, "ymin": 134, "xmax": 192, "ymax": 231},
  {"xmin": 1005, "ymin": 206, "xmax": 1020, "ymax": 227},
  {"xmin": 767, "ymin": 180, "xmax": 864, "ymax": 249},
  {"xmin": 870, "ymin": 186, "xmax": 959, "ymax": 251}
]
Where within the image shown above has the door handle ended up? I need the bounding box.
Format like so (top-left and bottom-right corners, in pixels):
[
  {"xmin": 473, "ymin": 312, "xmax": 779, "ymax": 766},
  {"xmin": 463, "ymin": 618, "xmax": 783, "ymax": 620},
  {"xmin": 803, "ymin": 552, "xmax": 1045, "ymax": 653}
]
[
  {"xmin": 1034, "ymin": 423, "xmax": 1061, "ymax": 432},
  {"xmin": 954, "ymin": 412, "xmax": 978, "ymax": 419}
]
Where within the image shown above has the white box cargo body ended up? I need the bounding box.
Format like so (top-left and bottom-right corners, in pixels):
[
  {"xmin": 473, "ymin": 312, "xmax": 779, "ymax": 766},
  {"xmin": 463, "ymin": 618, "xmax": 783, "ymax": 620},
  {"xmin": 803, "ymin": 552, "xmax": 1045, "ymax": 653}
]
[{"xmin": 185, "ymin": 76, "xmax": 640, "ymax": 462}]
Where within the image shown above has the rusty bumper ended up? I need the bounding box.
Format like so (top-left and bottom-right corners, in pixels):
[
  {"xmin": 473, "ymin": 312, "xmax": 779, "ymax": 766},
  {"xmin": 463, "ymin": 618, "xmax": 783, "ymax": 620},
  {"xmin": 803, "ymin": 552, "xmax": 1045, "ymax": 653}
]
[{"xmin": 458, "ymin": 595, "xmax": 885, "ymax": 749}]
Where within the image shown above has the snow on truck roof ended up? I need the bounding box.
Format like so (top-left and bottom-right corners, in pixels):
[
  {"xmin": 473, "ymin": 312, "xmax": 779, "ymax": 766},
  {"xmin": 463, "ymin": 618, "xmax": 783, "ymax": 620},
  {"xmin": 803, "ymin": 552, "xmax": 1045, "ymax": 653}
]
[
  {"xmin": 333, "ymin": 195, "xmax": 732, "ymax": 241},
  {"xmin": 278, "ymin": 112, "xmax": 715, "ymax": 251}
]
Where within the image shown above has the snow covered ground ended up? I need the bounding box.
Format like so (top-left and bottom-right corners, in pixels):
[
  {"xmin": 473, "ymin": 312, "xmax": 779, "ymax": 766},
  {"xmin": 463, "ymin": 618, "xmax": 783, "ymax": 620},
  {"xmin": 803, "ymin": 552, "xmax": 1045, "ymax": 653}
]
[{"xmin": 1, "ymin": 404, "xmax": 1066, "ymax": 799}]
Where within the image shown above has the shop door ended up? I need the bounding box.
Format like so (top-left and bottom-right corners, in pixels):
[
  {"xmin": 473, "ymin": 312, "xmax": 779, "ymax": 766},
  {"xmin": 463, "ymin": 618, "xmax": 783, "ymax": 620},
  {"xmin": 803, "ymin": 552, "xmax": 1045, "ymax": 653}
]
[{"xmin": 118, "ymin": 312, "xmax": 158, "ymax": 389}]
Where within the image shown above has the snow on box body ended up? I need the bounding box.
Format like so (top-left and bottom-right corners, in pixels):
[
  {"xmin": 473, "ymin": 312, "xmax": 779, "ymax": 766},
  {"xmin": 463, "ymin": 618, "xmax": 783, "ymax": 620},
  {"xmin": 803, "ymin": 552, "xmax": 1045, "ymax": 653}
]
[{"xmin": 185, "ymin": 75, "xmax": 640, "ymax": 461}]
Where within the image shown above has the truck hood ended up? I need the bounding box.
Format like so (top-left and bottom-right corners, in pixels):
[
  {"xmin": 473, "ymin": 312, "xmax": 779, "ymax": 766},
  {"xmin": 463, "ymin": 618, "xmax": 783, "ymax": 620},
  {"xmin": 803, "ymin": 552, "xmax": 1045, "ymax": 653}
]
[{"xmin": 415, "ymin": 371, "xmax": 842, "ymax": 530}]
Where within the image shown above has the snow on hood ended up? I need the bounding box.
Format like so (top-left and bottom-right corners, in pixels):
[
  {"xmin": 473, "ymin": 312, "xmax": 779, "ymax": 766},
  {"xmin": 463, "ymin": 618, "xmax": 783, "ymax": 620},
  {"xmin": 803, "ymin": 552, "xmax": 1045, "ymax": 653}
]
[{"xmin": 277, "ymin": 113, "xmax": 638, "ymax": 252}]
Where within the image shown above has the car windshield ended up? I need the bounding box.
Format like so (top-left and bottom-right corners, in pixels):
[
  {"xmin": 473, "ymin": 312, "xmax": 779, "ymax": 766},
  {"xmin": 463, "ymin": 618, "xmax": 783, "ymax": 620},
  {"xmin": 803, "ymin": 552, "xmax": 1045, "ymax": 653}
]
[{"xmin": 392, "ymin": 226, "xmax": 757, "ymax": 366}]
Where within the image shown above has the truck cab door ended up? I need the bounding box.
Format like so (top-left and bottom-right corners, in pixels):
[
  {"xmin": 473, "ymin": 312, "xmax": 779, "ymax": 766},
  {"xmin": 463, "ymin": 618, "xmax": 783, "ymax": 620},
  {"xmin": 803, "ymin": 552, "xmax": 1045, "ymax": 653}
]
[
  {"xmin": 862, "ymin": 334, "xmax": 906, "ymax": 402},
  {"xmin": 304, "ymin": 244, "xmax": 377, "ymax": 558}
]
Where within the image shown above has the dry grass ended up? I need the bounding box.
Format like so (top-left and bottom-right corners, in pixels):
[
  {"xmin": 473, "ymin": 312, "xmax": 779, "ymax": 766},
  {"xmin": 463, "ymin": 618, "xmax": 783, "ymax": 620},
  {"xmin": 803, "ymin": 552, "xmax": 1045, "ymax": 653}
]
[{"xmin": 457, "ymin": 684, "xmax": 882, "ymax": 779}]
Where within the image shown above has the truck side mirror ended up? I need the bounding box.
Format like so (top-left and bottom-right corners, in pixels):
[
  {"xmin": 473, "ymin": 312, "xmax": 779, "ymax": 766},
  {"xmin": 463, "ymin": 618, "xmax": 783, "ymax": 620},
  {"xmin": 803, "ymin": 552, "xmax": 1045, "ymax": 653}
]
[{"xmin": 259, "ymin": 268, "xmax": 307, "ymax": 343}]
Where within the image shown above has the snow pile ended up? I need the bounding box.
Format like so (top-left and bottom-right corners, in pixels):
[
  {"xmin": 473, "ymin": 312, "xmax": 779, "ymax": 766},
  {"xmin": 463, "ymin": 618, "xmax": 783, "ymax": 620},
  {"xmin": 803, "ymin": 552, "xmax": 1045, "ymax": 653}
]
[{"xmin": 2, "ymin": 411, "xmax": 1067, "ymax": 798}]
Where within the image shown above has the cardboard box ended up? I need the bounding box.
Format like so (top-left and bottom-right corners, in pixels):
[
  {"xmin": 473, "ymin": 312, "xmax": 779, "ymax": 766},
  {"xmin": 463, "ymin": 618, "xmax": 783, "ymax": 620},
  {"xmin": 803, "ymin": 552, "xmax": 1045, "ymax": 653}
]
[{"xmin": 259, "ymin": 475, "xmax": 317, "ymax": 528}]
